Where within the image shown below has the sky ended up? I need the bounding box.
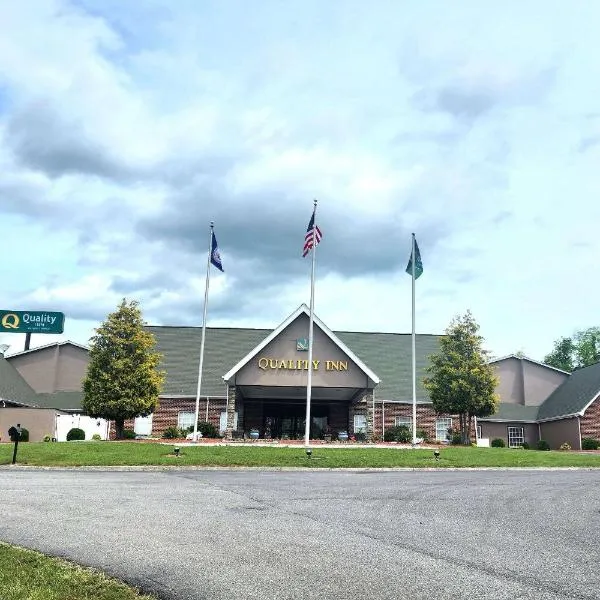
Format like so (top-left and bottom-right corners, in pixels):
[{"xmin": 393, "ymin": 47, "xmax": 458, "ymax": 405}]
[{"xmin": 1, "ymin": 0, "xmax": 599, "ymax": 361}]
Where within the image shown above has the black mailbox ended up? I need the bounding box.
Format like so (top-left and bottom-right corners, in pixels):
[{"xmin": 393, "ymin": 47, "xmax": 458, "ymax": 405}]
[{"xmin": 8, "ymin": 424, "xmax": 22, "ymax": 443}]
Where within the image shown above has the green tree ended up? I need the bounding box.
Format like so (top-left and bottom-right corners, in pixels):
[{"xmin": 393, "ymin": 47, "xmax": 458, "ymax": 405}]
[
  {"xmin": 423, "ymin": 311, "xmax": 499, "ymax": 444},
  {"xmin": 543, "ymin": 336, "xmax": 575, "ymax": 372},
  {"xmin": 544, "ymin": 327, "xmax": 600, "ymax": 372},
  {"xmin": 82, "ymin": 299, "xmax": 165, "ymax": 439}
]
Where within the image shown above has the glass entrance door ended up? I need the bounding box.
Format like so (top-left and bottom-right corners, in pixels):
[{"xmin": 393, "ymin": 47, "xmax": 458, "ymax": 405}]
[{"xmin": 263, "ymin": 402, "xmax": 330, "ymax": 439}]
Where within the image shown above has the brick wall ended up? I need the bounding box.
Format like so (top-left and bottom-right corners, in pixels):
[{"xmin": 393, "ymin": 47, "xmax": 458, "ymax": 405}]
[
  {"xmin": 581, "ymin": 394, "xmax": 600, "ymax": 440},
  {"xmin": 371, "ymin": 402, "xmax": 457, "ymax": 441},
  {"xmin": 108, "ymin": 397, "xmax": 227, "ymax": 439}
]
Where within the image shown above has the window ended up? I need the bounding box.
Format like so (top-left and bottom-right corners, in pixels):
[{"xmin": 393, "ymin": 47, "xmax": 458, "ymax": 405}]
[
  {"xmin": 219, "ymin": 412, "xmax": 239, "ymax": 432},
  {"xmin": 354, "ymin": 414, "xmax": 367, "ymax": 433},
  {"xmin": 178, "ymin": 412, "xmax": 196, "ymax": 430},
  {"xmin": 476, "ymin": 425, "xmax": 482, "ymax": 440},
  {"xmin": 395, "ymin": 417, "xmax": 412, "ymax": 429},
  {"xmin": 435, "ymin": 418, "xmax": 452, "ymax": 442},
  {"xmin": 507, "ymin": 426, "xmax": 524, "ymax": 448}
]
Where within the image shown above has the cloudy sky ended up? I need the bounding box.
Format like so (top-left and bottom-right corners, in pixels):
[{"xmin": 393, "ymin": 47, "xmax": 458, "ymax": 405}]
[{"xmin": 1, "ymin": 0, "xmax": 599, "ymax": 360}]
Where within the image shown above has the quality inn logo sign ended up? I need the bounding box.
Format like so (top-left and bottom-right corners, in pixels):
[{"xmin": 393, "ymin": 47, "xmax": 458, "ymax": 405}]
[{"xmin": 0, "ymin": 310, "xmax": 65, "ymax": 334}]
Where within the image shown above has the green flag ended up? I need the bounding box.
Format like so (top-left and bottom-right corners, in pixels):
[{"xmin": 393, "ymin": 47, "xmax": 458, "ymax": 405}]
[{"xmin": 405, "ymin": 237, "xmax": 423, "ymax": 279}]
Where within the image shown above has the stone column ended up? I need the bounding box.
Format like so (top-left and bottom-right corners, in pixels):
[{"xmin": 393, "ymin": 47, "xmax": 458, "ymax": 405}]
[
  {"xmin": 364, "ymin": 392, "xmax": 374, "ymax": 441},
  {"xmin": 225, "ymin": 385, "xmax": 237, "ymax": 439}
]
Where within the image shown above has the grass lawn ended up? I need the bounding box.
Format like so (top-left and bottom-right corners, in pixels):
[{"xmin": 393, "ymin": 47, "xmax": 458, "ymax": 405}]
[
  {"xmin": 0, "ymin": 542, "xmax": 155, "ymax": 600},
  {"xmin": 1, "ymin": 441, "xmax": 600, "ymax": 468}
]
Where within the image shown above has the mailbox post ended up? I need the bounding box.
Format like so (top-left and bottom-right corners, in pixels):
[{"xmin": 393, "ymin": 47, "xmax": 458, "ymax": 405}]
[{"xmin": 8, "ymin": 423, "xmax": 22, "ymax": 465}]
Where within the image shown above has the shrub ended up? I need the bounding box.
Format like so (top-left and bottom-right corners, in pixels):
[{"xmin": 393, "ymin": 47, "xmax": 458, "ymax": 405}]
[
  {"xmin": 354, "ymin": 431, "xmax": 367, "ymax": 442},
  {"xmin": 582, "ymin": 438, "xmax": 600, "ymax": 450},
  {"xmin": 559, "ymin": 442, "xmax": 571, "ymax": 451},
  {"xmin": 521, "ymin": 442, "xmax": 530, "ymax": 450},
  {"xmin": 162, "ymin": 426, "xmax": 182, "ymax": 439},
  {"xmin": 92, "ymin": 433, "xmax": 102, "ymax": 441},
  {"xmin": 537, "ymin": 440, "xmax": 550, "ymax": 451},
  {"xmin": 416, "ymin": 428, "xmax": 429, "ymax": 442},
  {"xmin": 66, "ymin": 428, "xmax": 85, "ymax": 441},
  {"xmin": 123, "ymin": 429, "xmax": 136, "ymax": 439},
  {"xmin": 383, "ymin": 425, "xmax": 411, "ymax": 443},
  {"xmin": 19, "ymin": 428, "xmax": 29, "ymax": 442},
  {"xmin": 43, "ymin": 435, "xmax": 51, "ymax": 442},
  {"xmin": 491, "ymin": 438, "xmax": 505, "ymax": 448},
  {"xmin": 451, "ymin": 432, "xmax": 463, "ymax": 445},
  {"xmin": 191, "ymin": 421, "xmax": 219, "ymax": 438}
]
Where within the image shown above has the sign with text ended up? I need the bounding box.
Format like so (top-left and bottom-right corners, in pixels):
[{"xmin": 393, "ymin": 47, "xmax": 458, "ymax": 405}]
[{"xmin": 0, "ymin": 310, "xmax": 65, "ymax": 334}]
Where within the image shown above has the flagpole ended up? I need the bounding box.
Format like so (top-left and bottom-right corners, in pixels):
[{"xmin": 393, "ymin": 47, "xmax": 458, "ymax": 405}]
[
  {"xmin": 411, "ymin": 232, "xmax": 417, "ymax": 446},
  {"xmin": 304, "ymin": 199, "xmax": 317, "ymax": 448},
  {"xmin": 193, "ymin": 222, "xmax": 214, "ymax": 442}
]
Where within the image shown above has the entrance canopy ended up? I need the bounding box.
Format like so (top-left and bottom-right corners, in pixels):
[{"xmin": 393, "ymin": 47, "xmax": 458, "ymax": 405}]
[{"xmin": 222, "ymin": 304, "xmax": 380, "ymax": 394}]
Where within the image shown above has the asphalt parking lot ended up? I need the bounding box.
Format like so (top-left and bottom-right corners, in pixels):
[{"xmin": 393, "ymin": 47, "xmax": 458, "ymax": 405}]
[{"xmin": 1, "ymin": 468, "xmax": 599, "ymax": 600}]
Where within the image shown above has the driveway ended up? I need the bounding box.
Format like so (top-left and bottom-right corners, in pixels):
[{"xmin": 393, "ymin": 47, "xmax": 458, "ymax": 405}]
[{"xmin": 1, "ymin": 468, "xmax": 599, "ymax": 599}]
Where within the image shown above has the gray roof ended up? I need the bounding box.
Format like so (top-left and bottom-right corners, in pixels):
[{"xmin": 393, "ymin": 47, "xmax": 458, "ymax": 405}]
[
  {"xmin": 0, "ymin": 357, "xmax": 36, "ymax": 405},
  {"xmin": 479, "ymin": 403, "xmax": 539, "ymax": 422},
  {"xmin": 537, "ymin": 361, "xmax": 600, "ymax": 420},
  {"xmin": 147, "ymin": 325, "xmax": 441, "ymax": 401},
  {"xmin": 35, "ymin": 391, "xmax": 84, "ymax": 411}
]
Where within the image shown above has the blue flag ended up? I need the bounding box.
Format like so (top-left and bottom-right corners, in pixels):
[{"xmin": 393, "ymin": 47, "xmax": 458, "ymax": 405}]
[
  {"xmin": 405, "ymin": 237, "xmax": 423, "ymax": 279},
  {"xmin": 211, "ymin": 230, "xmax": 224, "ymax": 272}
]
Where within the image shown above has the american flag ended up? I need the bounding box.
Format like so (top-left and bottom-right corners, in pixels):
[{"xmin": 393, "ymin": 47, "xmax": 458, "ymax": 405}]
[{"xmin": 302, "ymin": 209, "xmax": 322, "ymax": 257}]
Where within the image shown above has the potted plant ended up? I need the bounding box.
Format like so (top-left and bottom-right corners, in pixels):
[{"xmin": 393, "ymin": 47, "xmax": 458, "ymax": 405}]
[{"xmin": 323, "ymin": 425, "xmax": 333, "ymax": 442}]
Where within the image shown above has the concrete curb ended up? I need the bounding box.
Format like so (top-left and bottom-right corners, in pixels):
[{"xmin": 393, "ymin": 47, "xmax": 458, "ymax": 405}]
[{"xmin": 2, "ymin": 465, "xmax": 600, "ymax": 472}]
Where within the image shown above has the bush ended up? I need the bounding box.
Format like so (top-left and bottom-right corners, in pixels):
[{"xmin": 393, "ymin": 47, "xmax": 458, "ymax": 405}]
[
  {"xmin": 66, "ymin": 428, "xmax": 85, "ymax": 441},
  {"xmin": 43, "ymin": 435, "xmax": 51, "ymax": 442},
  {"xmin": 187, "ymin": 421, "xmax": 220, "ymax": 438},
  {"xmin": 537, "ymin": 439, "xmax": 550, "ymax": 451},
  {"xmin": 451, "ymin": 432, "xmax": 463, "ymax": 445},
  {"xmin": 582, "ymin": 438, "xmax": 600, "ymax": 450},
  {"xmin": 521, "ymin": 442, "xmax": 530, "ymax": 450},
  {"xmin": 123, "ymin": 429, "xmax": 136, "ymax": 439},
  {"xmin": 92, "ymin": 433, "xmax": 102, "ymax": 441},
  {"xmin": 559, "ymin": 442, "xmax": 571, "ymax": 451},
  {"xmin": 162, "ymin": 426, "xmax": 183, "ymax": 439},
  {"xmin": 383, "ymin": 425, "xmax": 411, "ymax": 443},
  {"xmin": 491, "ymin": 438, "xmax": 505, "ymax": 448},
  {"xmin": 416, "ymin": 428, "xmax": 429, "ymax": 442}
]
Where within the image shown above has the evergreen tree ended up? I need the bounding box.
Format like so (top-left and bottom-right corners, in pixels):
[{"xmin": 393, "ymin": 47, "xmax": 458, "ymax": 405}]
[
  {"xmin": 423, "ymin": 311, "xmax": 499, "ymax": 444},
  {"xmin": 82, "ymin": 299, "xmax": 165, "ymax": 439}
]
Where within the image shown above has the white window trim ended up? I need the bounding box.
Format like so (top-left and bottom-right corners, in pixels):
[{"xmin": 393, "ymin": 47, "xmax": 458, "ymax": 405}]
[
  {"xmin": 220, "ymin": 411, "xmax": 239, "ymax": 432},
  {"xmin": 507, "ymin": 426, "xmax": 525, "ymax": 448},
  {"xmin": 177, "ymin": 411, "xmax": 196, "ymax": 430},
  {"xmin": 394, "ymin": 416, "xmax": 413, "ymax": 428},
  {"xmin": 435, "ymin": 418, "xmax": 452, "ymax": 442},
  {"xmin": 354, "ymin": 414, "xmax": 367, "ymax": 433}
]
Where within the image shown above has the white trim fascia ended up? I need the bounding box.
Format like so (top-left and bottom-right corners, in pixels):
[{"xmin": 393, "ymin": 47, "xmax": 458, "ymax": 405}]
[
  {"xmin": 536, "ymin": 413, "xmax": 580, "ymax": 423},
  {"xmin": 488, "ymin": 354, "xmax": 571, "ymax": 375},
  {"xmin": 158, "ymin": 394, "xmax": 227, "ymax": 400},
  {"xmin": 373, "ymin": 399, "xmax": 430, "ymax": 405},
  {"xmin": 222, "ymin": 304, "xmax": 380, "ymax": 384},
  {"xmin": 0, "ymin": 396, "xmax": 37, "ymax": 408},
  {"xmin": 6, "ymin": 340, "xmax": 89, "ymax": 358},
  {"xmin": 578, "ymin": 391, "xmax": 600, "ymax": 416},
  {"xmin": 478, "ymin": 418, "xmax": 538, "ymax": 424}
]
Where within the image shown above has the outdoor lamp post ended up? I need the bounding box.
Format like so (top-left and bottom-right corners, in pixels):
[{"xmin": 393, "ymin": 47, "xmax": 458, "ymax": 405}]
[{"xmin": 434, "ymin": 449, "xmax": 440, "ymax": 461}]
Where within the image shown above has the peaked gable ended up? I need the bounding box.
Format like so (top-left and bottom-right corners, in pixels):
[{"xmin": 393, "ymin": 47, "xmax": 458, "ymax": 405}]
[
  {"xmin": 0, "ymin": 357, "xmax": 36, "ymax": 405},
  {"xmin": 223, "ymin": 304, "xmax": 380, "ymax": 386}
]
